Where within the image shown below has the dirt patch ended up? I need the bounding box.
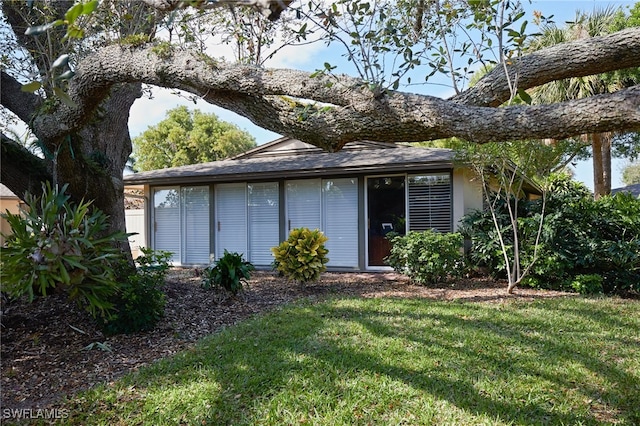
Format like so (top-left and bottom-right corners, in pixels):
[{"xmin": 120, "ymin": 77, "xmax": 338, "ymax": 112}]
[{"xmin": 0, "ymin": 270, "xmax": 572, "ymax": 410}]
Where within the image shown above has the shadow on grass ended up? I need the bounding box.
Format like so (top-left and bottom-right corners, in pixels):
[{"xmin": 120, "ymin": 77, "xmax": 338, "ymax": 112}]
[{"xmin": 65, "ymin": 298, "xmax": 639, "ymax": 425}]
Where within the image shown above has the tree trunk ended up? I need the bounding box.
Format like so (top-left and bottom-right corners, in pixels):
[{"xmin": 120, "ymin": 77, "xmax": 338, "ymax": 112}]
[
  {"xmin": 53, "ymin": 84, "xmax": 142, "ymax": 260},
  {"xmin": 602, "ymin": 132, "xmax": 612, "ymax": 196},
  {"xmin": 592, "ymin": 133, "xmax": 605, "ymax": 200}
]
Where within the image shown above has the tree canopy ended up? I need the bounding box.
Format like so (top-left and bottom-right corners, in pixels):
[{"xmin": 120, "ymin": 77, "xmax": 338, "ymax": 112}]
[
  {"xmin": 132, "ymin": 106, "xmax": 256, "ymax": 171},
  {"xmin": 1, "ymin": 0, "xmax": 640, "ymax": 244}
]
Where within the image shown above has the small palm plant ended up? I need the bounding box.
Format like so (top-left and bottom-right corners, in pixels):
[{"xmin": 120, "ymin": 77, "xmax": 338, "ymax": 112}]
[{"xmin": 202, "ymin": 250, "xmax": 255, "ymax": 295}]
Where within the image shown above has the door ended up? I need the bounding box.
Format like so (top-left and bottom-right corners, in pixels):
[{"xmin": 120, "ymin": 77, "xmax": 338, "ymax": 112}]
[
  {"xmin": 183, "ymin": 186, "xmax": 210, "ymax": 264},
  {"xmin": 323, "ymin": 178, "xmax": 359, "ymax": 267},
  {"xmin": 215, "ymin": 183, "xmax": 248, "ymax": 259},
  {"xmin": 366, "ymin": 176, "xmax": 406, "ymax": 267},
  {"xmin": 248, "ymin": 182, "xmax": 280, "ymax": 265},
  {"xmin": 153, "ymin": 188, "xmax": 181, "ymax": 263}
]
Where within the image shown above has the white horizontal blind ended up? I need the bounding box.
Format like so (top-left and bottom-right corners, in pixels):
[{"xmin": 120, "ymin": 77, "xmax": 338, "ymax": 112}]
[
  {"xmin": 183, "ymin": 186, "xmax": 210, "ymax": 264},
  {"xmin": 248, "ymin": 182, "xmax": 280, "ymax": 265},
  {"xmin": 153, "ymin": 188, "xmax": 181, "ymax": 263},
  {"xmin": 323, "ymin": 178, "xmax": 359, "ymax": 267},
  {"xmin": 408, "ymin": 174, "xmax": 452, "ymax": 233},
  {"xmin": 286, "ymin": 179, "xmax": 321, "ymax": 232},
  {"xmin": 215, "ymin": 183, "xmax": 248, "ymax": 259}
]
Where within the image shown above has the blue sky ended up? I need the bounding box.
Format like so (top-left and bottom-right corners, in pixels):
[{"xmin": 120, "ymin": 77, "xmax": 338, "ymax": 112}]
[{"xmin": 127, "ymin": 0, "xmax": 638, "ymax": 189}]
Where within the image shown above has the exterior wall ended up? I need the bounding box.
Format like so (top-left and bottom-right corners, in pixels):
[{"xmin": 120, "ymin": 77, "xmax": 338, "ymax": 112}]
[
  {"xmin": 146, "ymin": 168, "xmax": 467, "ymax": 270},
  {"xmin": 452, "ymin": 167, "xmax": 483, "ymax": 230},
  {"xmin": 0, "ymin": 197, "xmax": 21, "ymax": 245}
]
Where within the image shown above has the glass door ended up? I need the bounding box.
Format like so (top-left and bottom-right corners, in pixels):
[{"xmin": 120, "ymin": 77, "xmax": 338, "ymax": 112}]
[{"xmin": 366, "ymin": 176, "xmax": 406, "ymax": 268}]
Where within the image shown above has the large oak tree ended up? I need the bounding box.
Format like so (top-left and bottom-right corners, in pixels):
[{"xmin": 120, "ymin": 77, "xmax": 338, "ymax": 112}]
[{"xmin": 2, "ymin": 0, "xmax": 640, "ymax": 256}]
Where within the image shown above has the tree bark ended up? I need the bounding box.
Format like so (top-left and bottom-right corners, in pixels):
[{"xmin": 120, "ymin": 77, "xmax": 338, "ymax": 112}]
[{"xmin": 592, "ymin": 133, "xmax": 605, "ymax": 200}]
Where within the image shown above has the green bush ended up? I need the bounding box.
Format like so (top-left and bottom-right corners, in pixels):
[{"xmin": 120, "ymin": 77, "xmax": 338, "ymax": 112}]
[
  {"xmin": 0, "ymin": 183, "xmax": 127, "ymax": 318},
  {"xmin": 101, "ymin": 248, "xmax": 171, "ymax": 335},
  {"xmin": 460, "ymin": 174, "xmax": 640, "ymax": 295},
  {"xmin": 571, "ymin": 274, "xmax": 604, "ymax": 295},
  {"xmin": 271, "ymin": 228, "xmax": 329, "ymax": 283},
  {"xmin": 386, "ymin": 230, "xmax": 466, "ymax": 285},
  {"xmin": 202, "ymin": 250, "xmax": 255, "ymax": 295}
]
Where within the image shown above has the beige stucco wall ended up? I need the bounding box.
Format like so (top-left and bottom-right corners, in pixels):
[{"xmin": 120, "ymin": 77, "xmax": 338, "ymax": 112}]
[
  {"xmin": 0, "ymin": 197, "xmax": 22, "ymax": 245},
  {"xmin": 452, "ymin": 167, "xmax": 483, "ymax": 231}
]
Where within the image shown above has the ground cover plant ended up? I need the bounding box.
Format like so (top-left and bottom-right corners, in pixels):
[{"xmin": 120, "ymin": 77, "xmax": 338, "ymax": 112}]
[{"xmin": 61, "ymin": 296, "xmax": 639, "ymax": 425}]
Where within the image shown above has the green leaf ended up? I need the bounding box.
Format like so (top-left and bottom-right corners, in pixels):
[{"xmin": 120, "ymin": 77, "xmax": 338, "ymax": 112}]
[
  {"xmin": 53, "ymin": 87, "xmax": 78, "ymax": 109},
  {"xmin": 65, "ymin": 3, "xmax": 84, "ymax": 24},
  {"xmin": 56, "ymin": 70, "xmax": 76, "ymax": 81},
  {"xmin": 82, "ymin": 0, "xmax": 99, "ymax": 15},
  {"xmin": 24, "ymin": 20, "xmax": 61, "ymax": 36},
  {"xmin": 517, "ymin": 88, "xmax": 532, "ymax": 105},
  {"xmin": 21, "ymin": 81, "xmax": 42, "ymax": 92},
  {"xmin": 51, "ymin": 54, "xmax": 70, "ymax": 69}
]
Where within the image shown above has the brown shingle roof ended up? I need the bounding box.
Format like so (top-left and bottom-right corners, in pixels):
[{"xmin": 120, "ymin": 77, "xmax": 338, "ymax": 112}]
[{"xmin": 124, "ymin": 139, "xmax": 454, "ymax": 186}]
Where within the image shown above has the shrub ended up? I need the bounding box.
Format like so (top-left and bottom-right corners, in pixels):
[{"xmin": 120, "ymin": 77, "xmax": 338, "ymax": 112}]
[
  {"xmin": 0, "ymin": 183, "xmax": 127, "ymax": 318},
  {"xmin": 386, "ymin": 230, "xmax": 466, "ymax": 285},
  {"xmin": 271, "ymin": 228, "xmax": 329, "ymax": 283},
  {"xmin": 101, "ymin": 248, "xmax": 171, "ymax": 335},
  {"xmin": 460, "ymin": 175, "xmax": 640, "ymax": 295},
  {"xmin": 571, "ymin": 274, "xmax": 604, "ymax": 295},
  {"xmin": 202, "ymin": 250, "xmax": 255, "ymax": 295}
]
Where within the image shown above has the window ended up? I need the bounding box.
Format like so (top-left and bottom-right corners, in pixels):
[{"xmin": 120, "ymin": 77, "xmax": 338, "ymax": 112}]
[
  {"xmin": 408, "ymin": 173, "xmax": 452, "ymax": 232},
  {"xmin": 153, "ymin": 186, "xmax": 210, "ymax": 265}
]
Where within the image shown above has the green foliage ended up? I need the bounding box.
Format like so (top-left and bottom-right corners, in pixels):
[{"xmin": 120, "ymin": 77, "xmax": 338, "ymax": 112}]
[
  {"xmin": 202, "ymin": 250, "xmax": 255, "ymax": 295},
  {"xmin": 386, "ymin": 230, "xmax": 466, "ymax": 285},
  {"xmin": 571, "ymin": 274, "xmax": 604, "ymax": 295},
  {"xmin": 271, "ymin": 228, "xmax": 329, "ymax": 284},
  {"xmin": 0, "ymin": 183, "xmax": 127, "ymax": 318},
  {"xmin": 461, "ymin": 174, "xmax": 640, "ymax": 295},
  {"xmin": 622, "ymin": 162, "xmax": 640, "ymax": 185},
  {"xmin": 101, "ymin": 248, "xmax": 171, "ymax": 335},
  {"xmin": 132, "ymin": 106, "xmax": 256, "ymax": 171}
]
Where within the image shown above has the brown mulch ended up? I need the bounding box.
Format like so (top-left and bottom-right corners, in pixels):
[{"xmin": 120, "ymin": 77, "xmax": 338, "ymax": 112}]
[{"xmin": 0, "ymin": 270, "xmax": 573, "ymax": 410}]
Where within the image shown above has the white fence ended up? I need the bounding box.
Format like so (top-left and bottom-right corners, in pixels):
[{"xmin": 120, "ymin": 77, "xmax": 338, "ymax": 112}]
[{"xmin": 125, "ymin": 209, "xmax": 146, "ymax": 258}]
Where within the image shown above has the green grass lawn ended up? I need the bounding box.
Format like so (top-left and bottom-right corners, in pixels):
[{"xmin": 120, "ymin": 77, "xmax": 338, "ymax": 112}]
[{"xmin": 63, "ymin": 296, "xmax": 639, "ymax": 425}]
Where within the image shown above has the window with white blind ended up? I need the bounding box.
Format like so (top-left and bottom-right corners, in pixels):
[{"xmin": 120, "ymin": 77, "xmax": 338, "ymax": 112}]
[
  {"xmin": 215, "ymin": 183, "xmax": 248, "ymax": 259},
  {"xmin": 248, "ymin": 182, "xmax": 280, "ymax": 265},
  {"xmin": 183, "ymin": 187, "xmax": 210, "ymax": 264},
  {"xmin": 286, "ymin": 179, "xmax": 321, "ymax": 232},
  {"xmin": 153, "ymin": 186, "xmax": 210, "ymax": 265},
  {"xmin": 408, "ymin": 173, "xmax": 452, "ymax": 233},
  {"xmin": 153, "ymin": 188, "xmax": 181, "ymax": 263},
  {"xmin": 323, "ymin": 178, "xmax": 359, "ymax": 267},
  {"xmin": 286, "ymin": 178, "xmax": 359, "ymax": 268}
]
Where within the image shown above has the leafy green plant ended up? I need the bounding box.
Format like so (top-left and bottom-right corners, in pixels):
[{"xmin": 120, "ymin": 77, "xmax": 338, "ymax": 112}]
[
  {"xmin": 271, "ymin": 228, "xmax": 329, "ymax": 284},
  {"xmin": 571, "ymin": 274, "xmax": 604, "ymax": 295},
  {"xmin": 0, "ymin": 182, "xmax": 127, "ymax": 318},
  {"xmin": 461, "ymin": 174, "xmax": 640, "ymax": 295},
  {"xmin": 202, "ymin": 250, "xmax": 255, "ymax": 295},
  {"xmin": 386, "ymin": 230, "xmax": 466, "ymax": 284},
  {"xmin": 101, "ymin": 248, "xmax": 171, "ymax": 335}
]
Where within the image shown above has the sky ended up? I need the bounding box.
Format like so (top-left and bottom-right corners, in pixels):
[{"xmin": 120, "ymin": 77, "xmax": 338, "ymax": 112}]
[{"xmin": 126, "ymin": 0, "xmax": 636, "ymax": 190}]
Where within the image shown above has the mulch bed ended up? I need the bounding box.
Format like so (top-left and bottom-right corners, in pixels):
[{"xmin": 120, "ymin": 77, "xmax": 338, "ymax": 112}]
[{"xmin": 0, "ymin": 270, "xmax": 573, "ymax": 410}]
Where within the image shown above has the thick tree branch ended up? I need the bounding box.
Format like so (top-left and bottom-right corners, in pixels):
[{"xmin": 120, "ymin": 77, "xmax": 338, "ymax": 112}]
[
  {"xmin": 1, "ymin": 133, "xmax": 52, "ymax": 201},
  {"xmin": 452, "ymin": 27, "xmax": 640, "ymax": 107},
  {"xmin": 141, "ymin": 0, "xmax": 292, "ymax": 20},
  {"xmin": 30, "ymin": 26, "xmax": 640, "ymax": 150},
  {"xmin": 1, "ymin": 71, "xmax": 42, "ymax": 126}
]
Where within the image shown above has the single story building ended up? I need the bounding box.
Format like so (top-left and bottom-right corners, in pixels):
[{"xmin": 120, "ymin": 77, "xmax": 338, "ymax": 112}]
[{"xmin": 123, "ymin": 138, "xmax": 484, "ymax": 271}]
